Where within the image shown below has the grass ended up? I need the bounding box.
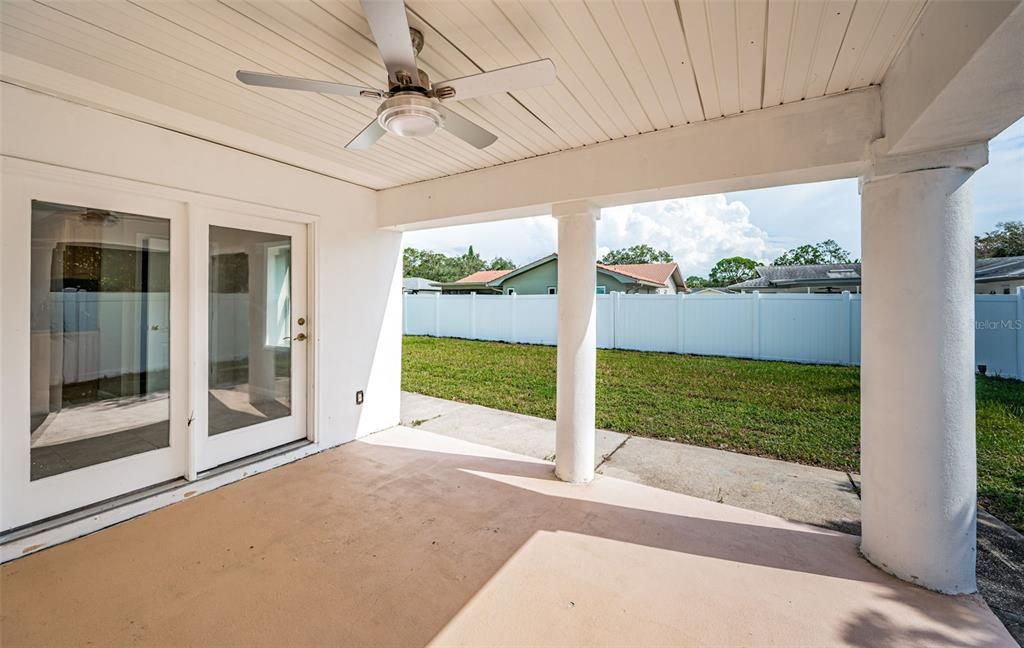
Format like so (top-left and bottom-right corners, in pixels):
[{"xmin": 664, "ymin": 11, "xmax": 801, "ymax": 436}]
[{"xmin": 402, "ymin": 335, "xmax": 1024, "ymax": 531}]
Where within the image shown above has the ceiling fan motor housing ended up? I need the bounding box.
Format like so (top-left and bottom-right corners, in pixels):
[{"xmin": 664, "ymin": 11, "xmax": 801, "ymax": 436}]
[{"xmin": 376, "ymin": 93, "xmax": 444, "ymax": 138}]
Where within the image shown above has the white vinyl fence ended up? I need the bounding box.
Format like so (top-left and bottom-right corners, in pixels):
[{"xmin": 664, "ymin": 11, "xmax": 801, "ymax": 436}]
[{"xmin": 404, "ymin": 289, "xmax": 1024, "ymax": 380}]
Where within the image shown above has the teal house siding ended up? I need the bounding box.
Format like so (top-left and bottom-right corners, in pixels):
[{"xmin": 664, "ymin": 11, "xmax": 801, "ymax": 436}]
[
  {"xmin": 499, "ymin": 259, "xmax": 559, "ymax": 294},
  {"xmin": 599, "ymin": 275, "xmax": 635, "ymax": 293},
  {"xmin": 436, "ymin": 254, "xmax": 681, "ymax": 294},
  {"xmin": 496, "ymin": 257, "xmax": 664, "ymax": 295}
]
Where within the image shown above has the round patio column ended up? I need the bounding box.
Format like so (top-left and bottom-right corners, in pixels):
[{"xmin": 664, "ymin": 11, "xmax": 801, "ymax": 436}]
[
  {"xmin": 554, "ymin": 201, "xmax": 600, "ymax": 484},
  {"xmin": 859, "ymin": 143, "xmax": 986, "ymax": 594}
]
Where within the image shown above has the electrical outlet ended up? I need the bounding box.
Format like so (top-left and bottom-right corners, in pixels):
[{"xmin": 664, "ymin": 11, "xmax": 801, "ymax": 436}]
[{"xmin": 355, "ymin": 390, "xmax": 364, "ymax": 405}]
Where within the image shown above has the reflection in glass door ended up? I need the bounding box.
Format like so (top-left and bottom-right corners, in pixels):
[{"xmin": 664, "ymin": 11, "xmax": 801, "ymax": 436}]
[
  {"xmin": 29, "ymin": 201, "xmax": 172, "ymax": 480},
  {"xmin": 208, "ymin": 226, "xmax": 292, "ymax": 435},
  {"xmin": 197, "ymin": 216, "xmax": 307, "ymax": 472},
  {"xmin": 3, "ymin": 182, "xmax": 310, "ymax": 530}
]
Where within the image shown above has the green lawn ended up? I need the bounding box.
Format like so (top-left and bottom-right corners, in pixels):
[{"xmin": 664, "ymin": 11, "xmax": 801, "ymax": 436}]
[{"xmin": 402, "ymin": 335, "xmax": 1024, "ymax": 531}]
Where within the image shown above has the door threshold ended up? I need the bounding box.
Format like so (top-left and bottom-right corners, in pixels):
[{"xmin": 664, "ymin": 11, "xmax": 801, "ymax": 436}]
[
  {"xmin": 197, "ymin": 439, "xmax": 312, "ymax": 480},
  {"xmin": 1, "ymin": 440, "xmax": 317, "ymax": 562}
]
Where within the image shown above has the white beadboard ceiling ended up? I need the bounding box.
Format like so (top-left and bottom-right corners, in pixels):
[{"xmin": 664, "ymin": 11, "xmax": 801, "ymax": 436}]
[{"xmin": 0, "ymin": 0, "xmax": 926, "ymax": 190}]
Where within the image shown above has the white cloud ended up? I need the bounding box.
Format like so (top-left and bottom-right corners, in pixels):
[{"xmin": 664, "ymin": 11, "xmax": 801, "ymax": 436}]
[
  {"xmin": 403, "ymin": 194, "xmax": 785, "ymax": 278},
  {"xmin": 725, "ymin": 179, "xmax": 861, "ymax": 258},
  {"xmin": 403, "ymin": 120, "xmax": 1021, "ymax": 279},
  {"xmin": 600, "ymin": 195, "xmax": 784, "ymax": 276}
]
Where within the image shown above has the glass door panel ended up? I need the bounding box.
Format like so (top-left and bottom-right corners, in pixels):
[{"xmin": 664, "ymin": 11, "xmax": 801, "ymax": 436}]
[
  {"xmin": 195, "ymin": 214, "xmax": 307, "ymax": 472},
  {"xmin": 208, "ymin": 226, "xmax": 292, "ymax": 436},
  {"xmin": 2, "ymin": 178, "xmax": 186, "ymax": 532},
  {"xmin": 2, "ymin": 180, "xmax": 307, "ymax": 530},
  {"xmin": 29, "ymin": 201, "xmax": 171, "ymax": 479}
]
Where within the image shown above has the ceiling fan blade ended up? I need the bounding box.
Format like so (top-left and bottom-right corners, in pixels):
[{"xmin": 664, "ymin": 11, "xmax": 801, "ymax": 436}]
[
  {"xmin": 438, "ymin": 106, "xmax": 498, "ymax": 149},
  {"xmin": 433, "ymin": 59, "xmax": 556, "ymax": 102},
  {"xmin": 237, "ymin": 70, "xmax": 383, "ymax": 98},
  {"xmin": 360, "ymin": 0, "xmax": 419, "ymax": 85},
  {"xmin": 346, "ymin": 119, "xmax": 387, "ymax": 150}
]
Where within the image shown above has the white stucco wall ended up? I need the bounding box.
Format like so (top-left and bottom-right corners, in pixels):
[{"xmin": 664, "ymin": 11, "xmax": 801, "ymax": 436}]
[{"xmin": 0, "ymin": 84, "xmax": 402, "ymax": 467}]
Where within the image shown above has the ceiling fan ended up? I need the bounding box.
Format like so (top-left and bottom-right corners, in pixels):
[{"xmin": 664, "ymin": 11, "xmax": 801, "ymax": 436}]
[{"xmin": 236, "ymin": 0, "xmax": 556, "ymax": 150}]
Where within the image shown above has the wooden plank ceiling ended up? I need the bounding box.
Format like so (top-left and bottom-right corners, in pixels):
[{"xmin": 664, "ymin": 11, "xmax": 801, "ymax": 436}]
[{"xmin": 0, "ymin": 0, "xmax": 926, "ymax": 190}]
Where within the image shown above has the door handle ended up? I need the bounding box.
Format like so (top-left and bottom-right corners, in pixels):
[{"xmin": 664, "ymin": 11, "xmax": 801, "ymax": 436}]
[{"xmin": 293, "ymin": 333, "xmax": 307, "ymax": 342}]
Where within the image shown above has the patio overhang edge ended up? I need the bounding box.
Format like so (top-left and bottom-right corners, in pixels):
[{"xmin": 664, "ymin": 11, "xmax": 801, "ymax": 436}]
[
  {"xmin": 376, "ymin": 87, "xmax": 882, "ymax": 231},
  {"xmin": 881, "ymin": 1, "xmax": 1024, "ymax": 155}
]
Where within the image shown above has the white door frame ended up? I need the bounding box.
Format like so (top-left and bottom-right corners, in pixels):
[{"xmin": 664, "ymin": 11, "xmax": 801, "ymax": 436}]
[
  {"xmin": 1, "ymin": 159, "xmax": 319, "ymax": 531},
  {"xmin": 188, "ymin": 207, "xmax": 310, "ymax": 476}
]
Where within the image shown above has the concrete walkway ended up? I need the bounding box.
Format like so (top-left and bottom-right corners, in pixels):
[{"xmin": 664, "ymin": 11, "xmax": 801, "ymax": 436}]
[
  {"xmin": 402, "ymin": 392, "xmax": 861, "ymax": 532},
  {"xmin": 402, "ymin": 391, "xmax": 1024, "ymax": 640}
]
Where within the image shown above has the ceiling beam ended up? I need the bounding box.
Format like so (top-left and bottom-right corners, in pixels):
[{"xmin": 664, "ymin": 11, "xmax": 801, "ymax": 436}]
[
  {"xmin": 0, "ymin": 54, "xmax": 381, "ymax": 190},
  {"xmin": 881, "ymin": 0, "xmax": 1024, "ymax": 155},
  {"xmin": 377, "ymin": 88, "xmax": 881, "ymax": 230}
]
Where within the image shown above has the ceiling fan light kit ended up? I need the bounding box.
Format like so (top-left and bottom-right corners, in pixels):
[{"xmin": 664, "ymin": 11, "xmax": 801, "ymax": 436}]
[
  {"xmin": 234, "ymin": 0, "xmax": 557, "ymax": 151},
  {"xmin": 377, "ymin": 94, "xmax": 443, "ymax": 138}
]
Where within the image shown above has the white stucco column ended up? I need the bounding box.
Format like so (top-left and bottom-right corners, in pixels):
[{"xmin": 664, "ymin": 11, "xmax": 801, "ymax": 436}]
[
  {"xmin": 860, "ymin": 141, "xmax": 987, "ymax": 594},
  {"xmin": 554, "ymin": 201, "xmax": 600, "ymax": 484}
]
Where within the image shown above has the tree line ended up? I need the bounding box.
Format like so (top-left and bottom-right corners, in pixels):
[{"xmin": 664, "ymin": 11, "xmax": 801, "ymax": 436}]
[
  {"xmin": 694, "ymin": 239, "xmax": 857, "ymax": 288},
  {"xmin": 403, "ymin": 246, "xmax": 514, "ymax": 283},
  {"xmin": 404, "ymin": 221, "xmax": 1023, "ymax": 288},
  {"xmin": 690, "ymin": 221, "xmax": 1023, "ymax": 288}
]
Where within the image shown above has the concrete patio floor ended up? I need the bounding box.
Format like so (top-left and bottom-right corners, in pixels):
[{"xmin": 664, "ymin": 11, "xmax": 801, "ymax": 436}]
[
  {"xmin": 402, "ymin": 391, "xmax": 1024, "ymax": 641},
  {"xmin": 1, "ymin": 425, "xmax": 1014, "ymax": 647}
]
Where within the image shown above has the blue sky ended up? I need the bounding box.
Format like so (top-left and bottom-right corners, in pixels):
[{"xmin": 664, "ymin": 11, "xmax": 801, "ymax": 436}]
[{"xmin": 404, "ymin": 117, "xmax": 1023, "ymax": 277}]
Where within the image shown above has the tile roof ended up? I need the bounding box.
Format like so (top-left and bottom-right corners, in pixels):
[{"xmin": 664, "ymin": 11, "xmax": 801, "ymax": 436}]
[
  {"xmin": 976, "ymin": 256, "xmax": 1024, "ymax": 281},
  {"xmin": 729, "ymin": 263, "xmax": 861, "ymax": 289},
  {"xmin": 454, "ymin": 255, "xmax": 680, "ymax": 288},
  {"xmin": 600, "ymin": 262, "xmax": 678, "ymax": 285},
  {"xmin": 730, "ymin": 257, "xmax": 1024, "ymax": 289},
  {"xmin": 456, "ymin": 269, "xmax": 513, "ymax": 284}
]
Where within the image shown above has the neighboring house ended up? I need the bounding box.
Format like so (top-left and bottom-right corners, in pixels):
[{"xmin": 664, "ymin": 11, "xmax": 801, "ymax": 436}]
[
  {"xmin": 728, "ymin": 263, "xmax": 862, "ymax": 294},
  {"xmin": 729, "ymin": 257, "xmax": 1024, "ymax": 294},
  {"xmin": 975, "ymin": 256, "xmax": 1024, "ymax": 294},
  {"xmin": 401, "ymin": 277, "xmax": 441, "ymax": 294},
  {"xmin": 437, "ymin": 253, "xmax": 686, "ymax": 295}
]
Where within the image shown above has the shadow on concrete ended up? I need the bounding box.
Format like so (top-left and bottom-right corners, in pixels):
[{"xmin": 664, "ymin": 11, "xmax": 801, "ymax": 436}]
[{"xmin": 1, "ymin": 432, "xmax": 1013, "ymax": 647}]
